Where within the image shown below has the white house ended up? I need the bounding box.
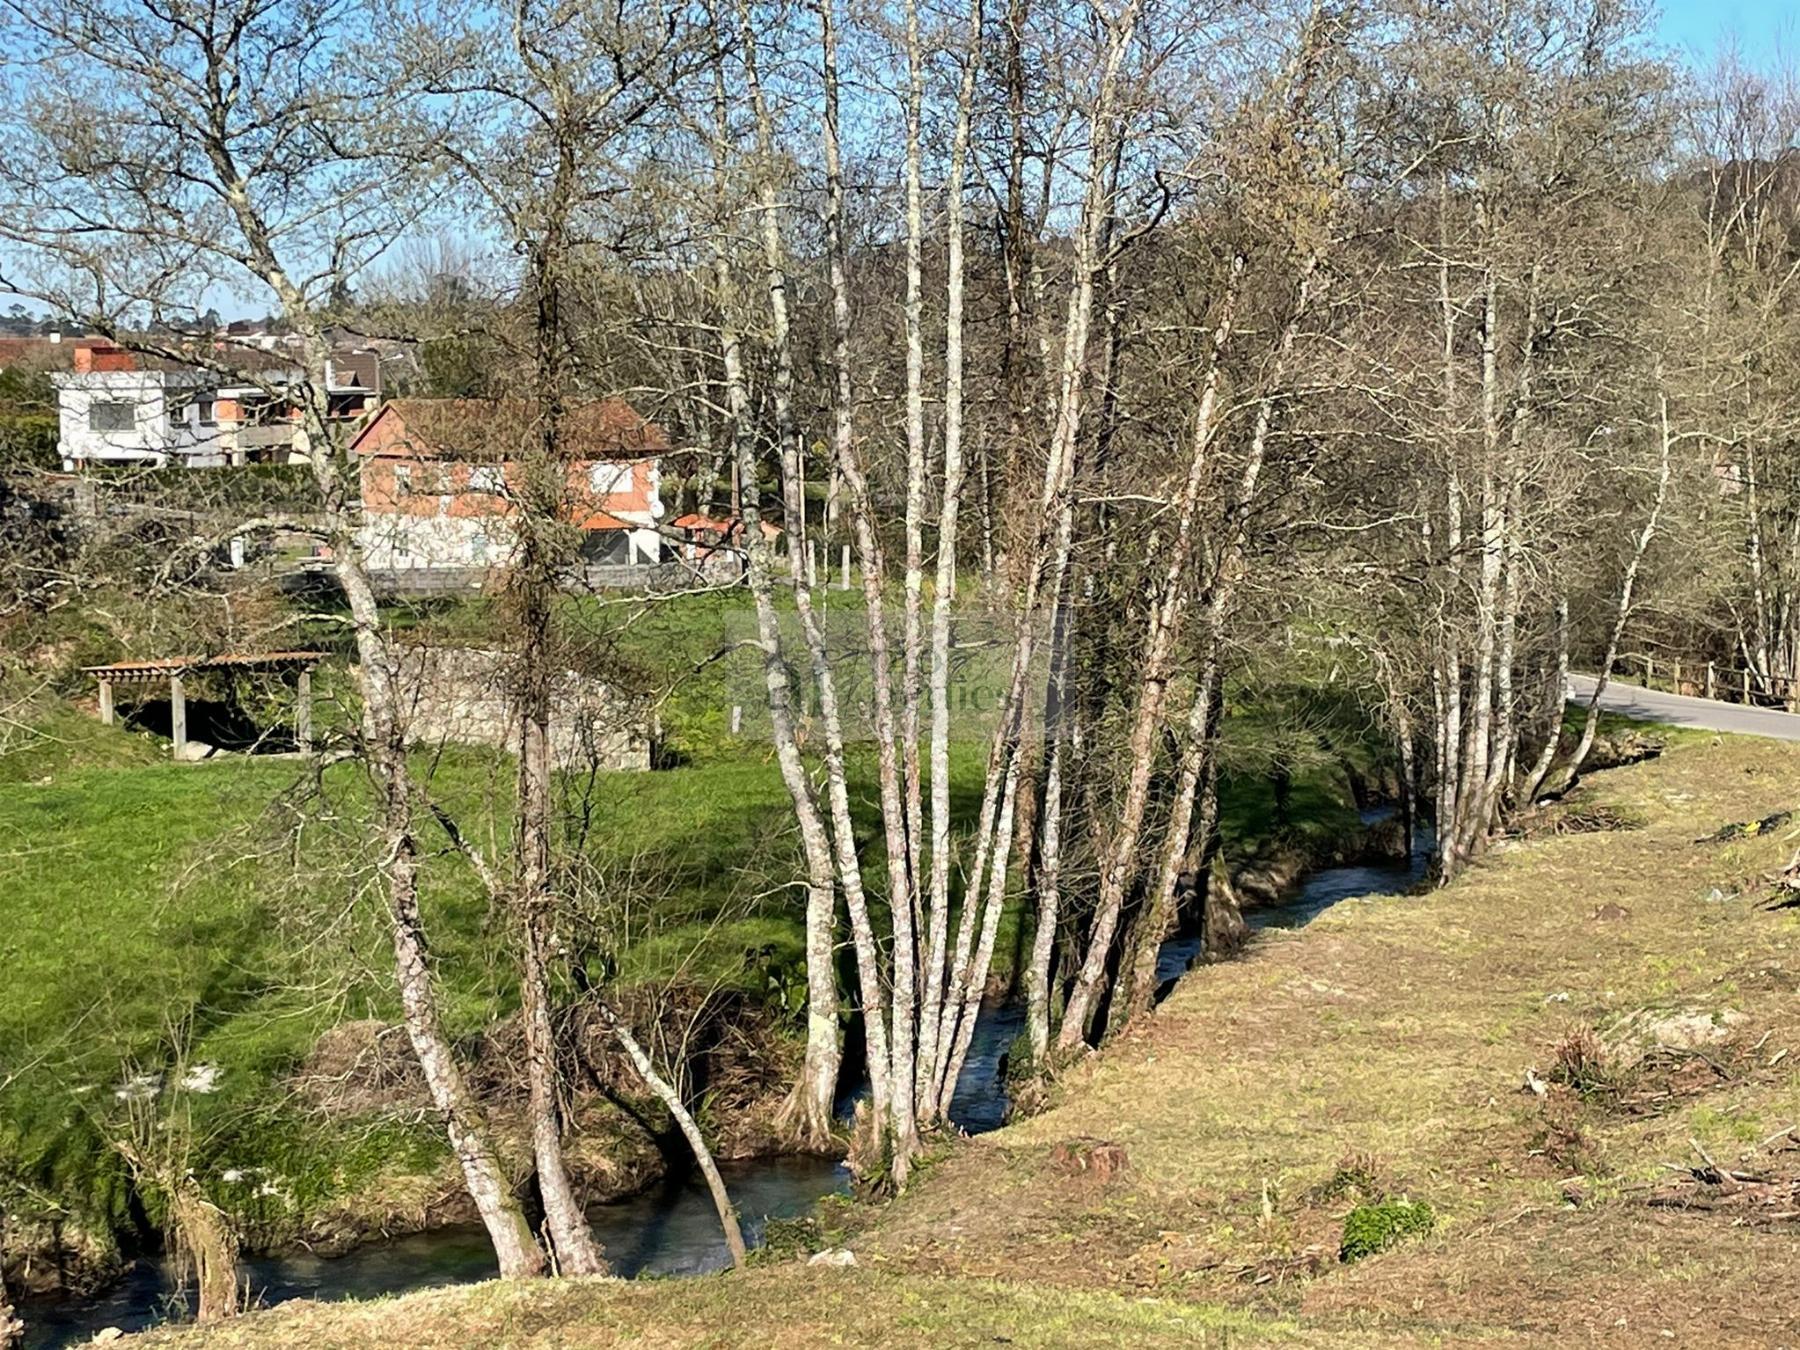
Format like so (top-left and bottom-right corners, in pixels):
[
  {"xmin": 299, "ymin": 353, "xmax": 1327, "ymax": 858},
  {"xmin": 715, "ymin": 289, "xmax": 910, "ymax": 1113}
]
[
  {"xmin": 51, "ymin": 342, "xmax": 382, "ymax": 470},
  {"xmin": 53, "ymin": 347, "xmax": 221, "ymax": 469}
]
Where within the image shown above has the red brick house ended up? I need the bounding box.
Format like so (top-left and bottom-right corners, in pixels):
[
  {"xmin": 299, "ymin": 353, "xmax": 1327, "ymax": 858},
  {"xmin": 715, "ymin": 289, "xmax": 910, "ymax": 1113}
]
[{"xmin": 351, "ymin": 398, "xmax": 669, "ymax": 572}]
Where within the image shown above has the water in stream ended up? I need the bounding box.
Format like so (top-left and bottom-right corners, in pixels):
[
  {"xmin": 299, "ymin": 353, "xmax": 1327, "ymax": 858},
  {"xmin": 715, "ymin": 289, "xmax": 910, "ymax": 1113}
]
[
  {"xmin": 21, "ymin": 1156, "xmax": 849, "ymax": 1349},
  {"xmin": 22, "ymin": 812, "xmax": 1430, "ymax": 1348}
]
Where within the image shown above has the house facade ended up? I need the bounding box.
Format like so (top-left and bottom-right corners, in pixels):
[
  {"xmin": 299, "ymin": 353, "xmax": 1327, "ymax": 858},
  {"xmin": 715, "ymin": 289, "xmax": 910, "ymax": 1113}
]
[
  {"xmin": 52, "ymin": 342, "xmax": 381, "ymax": 469},
  {"xmin": 53, "ymin": 347, "xmax": 218, "ymax": 467},
  {"xmin": 352, "ymin": 398, "xmax": 668, "ymax": 574}
]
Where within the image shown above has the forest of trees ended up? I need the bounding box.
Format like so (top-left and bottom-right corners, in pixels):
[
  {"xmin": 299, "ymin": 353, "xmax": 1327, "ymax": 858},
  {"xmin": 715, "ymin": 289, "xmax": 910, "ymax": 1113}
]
[{"xmin": 2, "ymin": 0, "xmax": 1799, "ymax": 1314}]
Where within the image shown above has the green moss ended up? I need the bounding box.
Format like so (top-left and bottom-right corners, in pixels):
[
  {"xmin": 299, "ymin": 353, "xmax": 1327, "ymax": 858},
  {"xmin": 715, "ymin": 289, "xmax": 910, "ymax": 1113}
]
[{"xmin": 1338, "ymin": 1198, "xmax": 1434, "ymax": 1263}]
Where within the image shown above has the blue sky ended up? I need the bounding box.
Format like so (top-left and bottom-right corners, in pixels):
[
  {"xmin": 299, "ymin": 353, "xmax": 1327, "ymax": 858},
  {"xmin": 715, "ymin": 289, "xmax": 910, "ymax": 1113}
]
[{"xmin": 1656, "ymin": 0, "xmax": 1794, "ymax": 65}]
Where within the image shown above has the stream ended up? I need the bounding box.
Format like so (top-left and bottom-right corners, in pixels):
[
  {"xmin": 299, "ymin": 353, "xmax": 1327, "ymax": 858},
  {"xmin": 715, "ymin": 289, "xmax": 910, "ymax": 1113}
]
[{"xmin": 21, "ymin": 812, "xmax": 1430, "ymax": 1348}]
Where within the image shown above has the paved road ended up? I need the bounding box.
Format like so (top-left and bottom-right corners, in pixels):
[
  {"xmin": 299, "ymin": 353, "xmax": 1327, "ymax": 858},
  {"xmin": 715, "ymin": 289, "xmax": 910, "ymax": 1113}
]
[{"xmin": 1568, "ymin": 673, "xmax": 1800, "ymax": 741}]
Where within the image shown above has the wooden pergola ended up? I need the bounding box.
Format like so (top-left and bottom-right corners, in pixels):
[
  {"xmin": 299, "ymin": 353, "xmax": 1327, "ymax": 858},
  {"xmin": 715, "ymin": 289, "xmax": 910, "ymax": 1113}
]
[{"xmin": 82, "ymin": 651, "xmax": 324, "ymax": 757}]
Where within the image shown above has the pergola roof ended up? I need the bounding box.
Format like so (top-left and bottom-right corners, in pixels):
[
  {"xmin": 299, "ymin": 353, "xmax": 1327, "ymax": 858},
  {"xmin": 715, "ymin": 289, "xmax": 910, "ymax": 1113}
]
[{"xmin": 83, "ymin": 651, "xmax": 324, "ymax": 684}]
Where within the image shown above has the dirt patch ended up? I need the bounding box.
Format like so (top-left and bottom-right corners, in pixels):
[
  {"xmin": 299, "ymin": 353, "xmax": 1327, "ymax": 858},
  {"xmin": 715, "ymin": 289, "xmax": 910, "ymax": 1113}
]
[
  {"xmin": 294, "ymin": 1019, "xmax": 425, "ymax": 1114},
  {"xmin": 293, "ymin": 985, "xmax": 799, "ymax": 1160},
  {"xmin": 1537, "ymin": 1012, "xmax": 1752, "ymax": 1117},
  {"xmin": 1048, "ymin": 1138, "xmax": 1130, "ymax": 1182}
]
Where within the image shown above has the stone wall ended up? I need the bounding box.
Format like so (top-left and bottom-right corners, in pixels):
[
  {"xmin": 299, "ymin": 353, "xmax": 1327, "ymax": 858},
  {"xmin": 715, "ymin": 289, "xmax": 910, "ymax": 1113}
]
[{"xmin": 394, "ymin": 645, "xmax": 650, "ymax": 771}]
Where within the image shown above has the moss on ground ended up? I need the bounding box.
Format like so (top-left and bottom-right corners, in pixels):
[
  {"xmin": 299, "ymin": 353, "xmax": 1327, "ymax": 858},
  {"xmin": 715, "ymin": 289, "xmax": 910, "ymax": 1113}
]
[{"xmin": 1338, "ymin": 1199, "xmax": 1434, "ymax": 1262}]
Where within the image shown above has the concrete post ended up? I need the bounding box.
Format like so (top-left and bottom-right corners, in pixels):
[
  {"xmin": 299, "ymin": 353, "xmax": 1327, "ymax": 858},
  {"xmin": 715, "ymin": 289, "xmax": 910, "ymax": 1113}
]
[
  {"xmin": 296, "ymin": 668, "xmax": 313, "ymax": 753},
  {"xmin": 1706, "ymin": 661, "xmax": 1716, "ymax": 700},
  {"xmin": 98, "ymin": 678, "xmax": 114, "ymax": 726},
  {"xmin": 170, "ymin": 673, "xmax": 187, "ymax": 758},
  {"xmin": 840, "ymin": 545, "xmax": 850, "ymax": 591}
]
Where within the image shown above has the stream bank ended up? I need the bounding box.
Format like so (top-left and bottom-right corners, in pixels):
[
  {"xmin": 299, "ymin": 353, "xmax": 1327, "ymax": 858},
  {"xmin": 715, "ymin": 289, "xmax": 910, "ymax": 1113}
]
[{"xmin": 17, "ymin": 811, "xmax": 1427, "ymax": 1349}]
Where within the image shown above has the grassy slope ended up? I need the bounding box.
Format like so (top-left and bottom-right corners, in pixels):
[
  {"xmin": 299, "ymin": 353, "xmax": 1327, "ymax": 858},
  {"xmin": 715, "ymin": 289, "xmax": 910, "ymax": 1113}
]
[{"xmin": 142, "ymin": 730, "xmax": 1800, "ymax": 1346}]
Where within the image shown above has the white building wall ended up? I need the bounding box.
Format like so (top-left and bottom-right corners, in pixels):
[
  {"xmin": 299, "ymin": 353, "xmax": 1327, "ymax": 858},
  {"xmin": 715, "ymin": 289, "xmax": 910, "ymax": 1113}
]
[
  {"xmin": 358, "ymin": 511, "xmax": 519, "ymax": 570},
  {"xmin": 54, "ymin": 371, "xmax": 222, "ymax": 469},
  {"xmin": 356, "ymin": 515, "xmax": 664, "ymax": 571},
  {"xmin": 358, "ymin": 457, "xmax": 665, "ymax": 572}
]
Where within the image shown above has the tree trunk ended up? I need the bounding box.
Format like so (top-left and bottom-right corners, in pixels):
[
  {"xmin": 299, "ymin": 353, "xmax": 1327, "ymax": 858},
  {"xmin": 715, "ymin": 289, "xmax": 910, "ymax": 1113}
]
[
  {"xmin": 1561, "ymin": 384, "xmax": 1675, "ymax": 791},
  {"xmin": 1055, "ymin": 260, "xmax": 1246, "ymax": 1050},
  {"xmin": 592, "ymin": 999, "xmax": 746, "ymax": 1268},
  {"xmin": 306, "ymin": 354, "xmax": 546, "ymax": 1279},
  {"xmin": 1518, "ymin": 593, "xmax": 1570, "ymax": 805},
  {"xmin": 723, "ymin": 32, "xmax": 847, "ymax": 1147}
]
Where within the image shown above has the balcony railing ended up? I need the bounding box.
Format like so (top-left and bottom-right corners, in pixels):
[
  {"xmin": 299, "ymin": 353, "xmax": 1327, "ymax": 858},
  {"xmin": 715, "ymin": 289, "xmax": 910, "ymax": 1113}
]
[{"xmin": 236, "ymin": 424, "xmax": 300, "ymax": 449}]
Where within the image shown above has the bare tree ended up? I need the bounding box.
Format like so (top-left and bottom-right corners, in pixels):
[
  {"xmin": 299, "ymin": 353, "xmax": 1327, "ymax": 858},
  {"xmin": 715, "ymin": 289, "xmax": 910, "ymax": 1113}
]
[{"xmin": 0, "ymin": 0, "xmax": 546, "ymax": 1274}]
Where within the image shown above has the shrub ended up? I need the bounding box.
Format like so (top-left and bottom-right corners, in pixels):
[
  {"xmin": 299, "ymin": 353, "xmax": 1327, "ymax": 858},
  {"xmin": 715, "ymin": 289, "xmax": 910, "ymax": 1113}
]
[
  {"xmin": 1339, "ymin": 1198, "xmax": 1434, "ymax": 1263},
  {"xmin": 1549, "ymin": 1025, "xmax": 1624, "ymax": 1096}
]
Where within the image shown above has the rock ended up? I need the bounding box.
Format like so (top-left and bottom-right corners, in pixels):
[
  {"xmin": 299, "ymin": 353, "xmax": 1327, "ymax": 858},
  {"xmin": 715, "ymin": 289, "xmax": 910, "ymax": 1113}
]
[
  {"xmin": 1361, "ymin": 817, "xmax": 1410, "ymax": 862},
  {"xmin": 1202, "ymin": 858, "xmax": 1248, "ymax": 960},
  {"xmin": 1604, "ymin": 1006, "xmax": 1747, "ymax": 1061},
  {"xmin": 180, "ymin": 1062, "xmax": 222, "ymax": 1093},
  {"xmin": 1231, "ymin": 848, "xmax": 1310, "ymax": 909},
  {"xmin": 1590, "ymin": 903, "xmax": 1631, "ymax": 922},
  {"xmin": 1620, "ymin": 1008, "xmax": 1742, "ymax": 1051},
  {"xmin": 3, "ymin": 1210, "xmax": 124, "ymax": 1297},
  {"xmin": 174, "ymin": 739, "xmax": 216, "ymax": 761},
  {"xmin": 1049, "ymin": 1137, "xmax": 1130, "ymax": 1181},
  {"xmin": 1231, "ymin": 865, "xmax": 1287, "ymax": 908},
  {"xmin": 808, "ymin": 1248, "xmax": 856, "ymax": 1267},
  {"xmin": 91, "ymin": 1329, "xmax": 125, "ymax": 1344}
]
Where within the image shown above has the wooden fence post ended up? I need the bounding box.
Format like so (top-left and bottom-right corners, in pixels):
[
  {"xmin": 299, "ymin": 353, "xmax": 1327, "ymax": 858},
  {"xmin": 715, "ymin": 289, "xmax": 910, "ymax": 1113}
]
[{"xmin": 1705, "ymin": 661, "xmax": 1716, "ymax": 700}]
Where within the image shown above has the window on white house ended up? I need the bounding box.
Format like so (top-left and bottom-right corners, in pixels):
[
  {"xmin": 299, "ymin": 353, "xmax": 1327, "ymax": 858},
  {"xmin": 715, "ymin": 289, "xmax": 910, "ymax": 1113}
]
[
  {"xmin": 470, "ymin": 465, "xmax": 503, "ymax": 494},
  {"xmin": 392, "ymin": 464, "xmax": 412, "ymax": 495},
  {"xmin": 89, "ymin": 402, "xmax": 135, "ymax": 433},
  {"xmin": 192, "ymin": 397, "xmax": 217, "ymax": 426}
]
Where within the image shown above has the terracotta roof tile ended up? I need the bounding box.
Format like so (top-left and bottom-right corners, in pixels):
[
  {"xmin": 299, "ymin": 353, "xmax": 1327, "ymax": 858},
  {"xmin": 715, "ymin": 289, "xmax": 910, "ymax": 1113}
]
[{"xmin": 356, "ymin": 398, "xmax": 670, "ymax": 461}]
